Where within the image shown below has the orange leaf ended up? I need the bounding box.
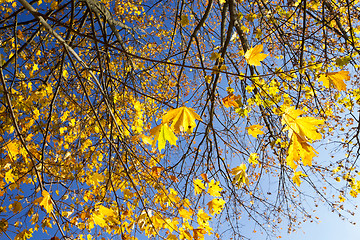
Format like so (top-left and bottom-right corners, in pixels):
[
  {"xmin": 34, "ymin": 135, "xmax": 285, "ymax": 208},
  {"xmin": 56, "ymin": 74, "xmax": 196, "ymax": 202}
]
[{"xmin": 222, "ymin": 94, "xmax": 240, "ymax": 108}]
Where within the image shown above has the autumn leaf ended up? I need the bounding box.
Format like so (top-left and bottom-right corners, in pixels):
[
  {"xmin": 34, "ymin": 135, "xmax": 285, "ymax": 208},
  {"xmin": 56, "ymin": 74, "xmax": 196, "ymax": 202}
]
[
  {"xmin": 150, "ymin": 123, "xmax": 177, "ymax": 151},
  {"xmin": 6, "ymin": 141, "xmax": 19, "ymax": 160},
  {"xmin": 151, "ymin": 166, "xmax": 164, "ymax": 179},
  {"xmin": 207, "ymin": 179, "xmax": 222, "ymax": 197},
  {"xmin": 197, "ymin": 209, "xmax": 211, "ymax": 227},
  {"xmin": 292, "ymin": 171, "xmax": 308, "ymax": 187},
  {"xmin": 5, "ymin": 169, "xmax": 15, "ymax": 184},
  {"xmin": 201, "ymin": 173, "xmax": 209, "ymax": 183},
  {"xmin": 193, "ymin": 228, "xmax": 207, "ymax": 240},
  {"xmin": 92, "ymin": 212, "xmax": 106, "ymax": 228},
  {"xmin": 39, "ymin": 190, "xmax": 53, "ymax": 214},
  {"xmin": 140, "ymin": 134, "xmax": 153, "ymax": 145},
  {"xmin": 162, "ymin": 107, "xmax": 202, "ymax": 133},
  {"xmin": 90, "ymin": 205, "xmax": 115, "ymax": 228},
  {"xmin": 231, "ymin": 164, "xmax": 249, "ymax": 187},
  {"xmin": 244, "ymin": 44, "xmax": 268, "ymax": 66},
  {"xmin": 98, "ymin": 205, "xmax": 115, "ymax": 218},
  {"xmin": 248, "ymin": 153, "xmax": 259, "ymax": 165},
  {"xmin": 210, "ymin": 52, "xmax": 221, "ymax": 61},
  {"xmin": 179, "ymin": 208, "xmax": 194, "ymax": 220},
  {"xmin": 164, "ymin": 218, "xmax": 179, "ymax": 233},
  {"xmin": 207, "ymin": 198, "xmax": 226, "ymax": 214},
  {"xmin": 87, "ymin": 172, "xmax": 105, "ymax": 187},
  {"xmin": 286, "ymin": 132, "xmax": 318, "ymax": 169},
  {"xmin": 10, "ymin": 201, "xmax": 22, "ymax": 213},
  {"xmin": 319, "ymin": 71, "xmax": 350, "ymax": 91},
  {"xmin": 194, "ymin": 178, "xmax": 206, "ymax": 195},
  {"xmin": 180, "ymin": 229, "xmax": 192, "ymax": 240},
  {"xmin": 282, "ymin": 107, "xmax": 322, "ymax": 169},
  {"xmin": 180, "ymin": 15, "xmax": 189, "ymax": 26},
  {"xmin": 222, "ymin": 94, "xmax": 240, "ymax": 108},
  {"xmin": 246, "ymin": 124, "xmax": 264, "ymax": 138},
  {"xmin": 281, "ymin": 107, "xmax": 323, "ymax": 169},
  {"xmin": 282, "ymin": 106, "xmax": 324, "ymax": 141}
]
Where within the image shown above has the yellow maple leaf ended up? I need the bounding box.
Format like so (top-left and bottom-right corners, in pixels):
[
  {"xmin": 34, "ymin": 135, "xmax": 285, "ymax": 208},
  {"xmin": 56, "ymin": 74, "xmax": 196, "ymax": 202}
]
[
  {"xmin": 194, "ymin": 178, "xmax": 206, "ymax": 195},
  {"xmin": 207, "ymin": 198, "xmax": 226, "ymax": 214},
  {"xmin": 282, "ymin": 106, "xmax": 324, "ymax": 141},
  {"xmin": 179, "ymin": 229, "xmax": 192, "ymax": 240},
  {"xmin": 6, "ymin": 141, "xmax": 19, "ymax": 160},
  {"xmin": 87, "ymin": 172, "xmax": 105, "ymax": 187},
  {"xmin": 246, "ymin": 124, "xmax": 264, "ymax": 138},
  {"xmin": 5, "ymin": 169, "xmax": 15, "ymax": 184},
  {"xmin": 162, "ymin": 106, "xmax": 202, "ymax": 133},
  {"xmin": 179, "ymin": 208, "xmax": 194, "ymax": 220},
  {"xmin": 98, "ymin": 205, "xmax": 115, "ymax": 218},
  {"xmin": 318, "ymin": 71, "xmax": 349, "ymax": 91},
  {"xmin": 151, "ymin": 166, "xmax": 164, "ymax": 179},
  {"xmin": 164, "ymin": 218, "xmax": 179, "ymax": 233},
  {"xmin": 92, "ymin": 211, "xmax": 106, "ymax": 227},
  {"xmin": 222, "ymin": 94, "xmax": 241, "ymax": 108},
  {"xmin": 207, "ymin": 180, "xmax": 222, "ymax": 197},
  {"xmin": 248, "ymin": 153, "xmax": 259, "ymax": 165},
  {"xmin": 282, "ymin": 106, "xmax": 323, "ymax": 169},
  {"xmin": 39, "ymin": 190, "xmax": 53, "ymax": 214},
  {"xmin": 292, "ymin": 171, "xmax": 308, "ymax": 187},
  {"xmin": 150, "ymin": 123, "xmax": 177, "ymax": 151},
  {"xmin": 197, "ymin": 209, "xmax": 211, "ymax": 227},
  {"xmin": 150, "ymin": 215, "xmax": 165, "ymax": 230},
  {"xmin": 139, "ymin": 134, "xmax": 153, "ymax": 145},
  {"xmin": 286, "ymin": 133, "xmax": 318, "ymax": 170},
  {"xmin": 231, "ymin": 164, "xmax": 249, "ymax": 187},
  {"xmin": 244, "ymin": 44, "xmax": 268, "ymax": 66}
]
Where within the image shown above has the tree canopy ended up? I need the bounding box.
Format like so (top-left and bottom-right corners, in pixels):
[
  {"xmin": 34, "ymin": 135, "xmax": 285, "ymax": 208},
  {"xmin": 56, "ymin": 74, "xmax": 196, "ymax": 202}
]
[{"xmin": 1, "ymin": 0, "xmax": 360, "ymax": 239}]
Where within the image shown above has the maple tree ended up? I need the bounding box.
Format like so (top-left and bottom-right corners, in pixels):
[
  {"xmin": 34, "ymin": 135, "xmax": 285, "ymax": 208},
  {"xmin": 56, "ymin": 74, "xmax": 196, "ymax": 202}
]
[{"xmin": 1, "ymin": 0, "xmax": 360, "ymax": 239}]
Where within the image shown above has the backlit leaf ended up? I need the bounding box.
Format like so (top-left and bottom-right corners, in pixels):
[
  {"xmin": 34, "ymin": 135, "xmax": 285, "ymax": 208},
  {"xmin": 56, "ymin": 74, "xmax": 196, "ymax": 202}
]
[
  {"xmin": 319, "ymin": 71, "xmax": 349, "ymax": 91},
  {"xmin": 248, "ymin": 153, "xmax": 259, "ymax": 165},
  {"xmin": 246, "ymin": 124, "xmax": 264, "ymax": 138},
  {"xmin": 194, "ymin": 179, "xmax": 206, "ymax": 195},
  {"xmin": 286, "ymin": 132, "xmax": 318, "ymax": 170},
  {"xmin": 244, "ymin": 44, "xmax": 268, "ymax": 66},
  {"xmin": 231, "ymin": 164, "xmax": 249, "ymax": 187},
  {"xmin": 179, "ymin": 208, "xmax": 194, "ymax": 220},
  {"xmin": 207, "ymin": 180, "xmax": 222, "ymax": 197},
  {"xmin": 207, "ymin": 198, "xmax": 226, "ymax": 214},
  {"xmin": 150, "ymin": 123, "xmax": 177, "ymax": 151},
  {"xmin": 39, "ymin": 190, "xmax": 53, "ymax": 214},
  {"xmin": 162, "ymin": 107, "xmax": 202, "ymax": 133},
  {"xmin": 292, "ymin": 171, "xmax": 308, "ymax": 187},
  {"xmin": 282, "ymin": 106, "xmax": 324, "ymax": 141},
  {"xmin": 222, "ymin": 94, "xmax": 240, "ymax": 108}
]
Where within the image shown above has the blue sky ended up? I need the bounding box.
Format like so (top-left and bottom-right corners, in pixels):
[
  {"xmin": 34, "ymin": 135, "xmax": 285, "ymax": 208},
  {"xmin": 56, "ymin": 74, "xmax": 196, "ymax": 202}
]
[{"xmin": 283, "ymin": 206, "xmax": 360, "ymax": 240}]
